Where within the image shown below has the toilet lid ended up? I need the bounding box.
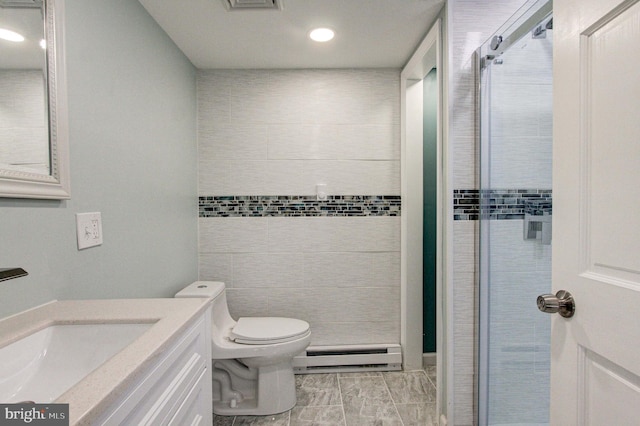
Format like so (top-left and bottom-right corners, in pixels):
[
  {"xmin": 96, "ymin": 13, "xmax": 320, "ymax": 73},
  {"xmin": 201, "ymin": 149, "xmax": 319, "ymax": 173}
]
[{"xmin": 230, "ymin": 317, "xmax": 310, "ymax": 345}]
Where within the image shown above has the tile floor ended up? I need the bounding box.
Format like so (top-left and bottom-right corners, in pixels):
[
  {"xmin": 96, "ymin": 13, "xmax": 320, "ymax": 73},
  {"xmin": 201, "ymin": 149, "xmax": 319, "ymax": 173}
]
[{"xmin": 213, "ymin": 366, "xmax": 437, "ymax": 425}]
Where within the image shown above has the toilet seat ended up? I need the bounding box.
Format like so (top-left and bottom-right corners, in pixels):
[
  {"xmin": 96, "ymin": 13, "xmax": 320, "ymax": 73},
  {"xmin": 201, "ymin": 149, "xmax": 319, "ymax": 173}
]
[{"xmin": 230, "ymin": 317, "xmax": 310, "ymax": 345}]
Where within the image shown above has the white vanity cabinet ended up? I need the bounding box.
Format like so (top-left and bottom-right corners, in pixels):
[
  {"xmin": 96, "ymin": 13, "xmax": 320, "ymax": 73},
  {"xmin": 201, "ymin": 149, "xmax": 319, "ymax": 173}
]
[{"xmin": 96, "ymin": 309, "xmax": 212, "ymax": 426}]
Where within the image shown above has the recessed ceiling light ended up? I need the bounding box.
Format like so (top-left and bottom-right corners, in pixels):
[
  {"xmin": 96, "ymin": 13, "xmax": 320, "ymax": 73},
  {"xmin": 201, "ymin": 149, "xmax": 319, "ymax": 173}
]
[
  {"xmin": 309, "ymin": 28, "xmax": 334, "ymax": 42},
  {"xmin": 0, "ymin": 28, "xmax": 25, "ymax": 42}
]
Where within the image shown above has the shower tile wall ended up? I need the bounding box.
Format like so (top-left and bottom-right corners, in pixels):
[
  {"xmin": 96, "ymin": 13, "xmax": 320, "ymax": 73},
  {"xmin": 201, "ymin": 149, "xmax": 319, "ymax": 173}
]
[
  {"xmin": 486, "ymin": 225, "xmax": 551, "ymax": 424},
  {"xmin": 197, "ymin": 69, "xmax": 401, "ymax": 346},
  {"xmin": 488, "ymin": 29, "xmax": 553, "ymax": 189},
  {"xmin": 447, "ymin": 0, "xmax": 530, "ymax": 423},
  {"xmin": 485, "ymin": 24, "xmax": 553, "ymax": 425},
  {"xmin": 0, "ymin": 70, "xmax": 49, "ymax": 174}
]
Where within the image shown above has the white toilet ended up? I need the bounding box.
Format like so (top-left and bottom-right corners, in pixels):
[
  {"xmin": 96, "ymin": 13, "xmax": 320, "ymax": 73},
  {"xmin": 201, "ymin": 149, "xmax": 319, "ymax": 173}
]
[{"xmin": 175, "ymin": 281, "xmax": 311, "ymax": 416}]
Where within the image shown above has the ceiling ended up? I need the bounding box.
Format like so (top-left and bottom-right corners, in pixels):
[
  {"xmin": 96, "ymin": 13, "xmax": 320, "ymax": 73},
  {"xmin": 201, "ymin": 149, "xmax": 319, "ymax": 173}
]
[{"xmin": 138, "ymin": 0, "xmax": 444, "ymax": 69}]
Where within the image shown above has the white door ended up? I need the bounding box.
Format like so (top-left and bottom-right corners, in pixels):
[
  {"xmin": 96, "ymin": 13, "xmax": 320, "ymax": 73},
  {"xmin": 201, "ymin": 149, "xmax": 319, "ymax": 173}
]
[{"xmin": 552, "ymin": 0, "xmax": 640, "ymax": 424}]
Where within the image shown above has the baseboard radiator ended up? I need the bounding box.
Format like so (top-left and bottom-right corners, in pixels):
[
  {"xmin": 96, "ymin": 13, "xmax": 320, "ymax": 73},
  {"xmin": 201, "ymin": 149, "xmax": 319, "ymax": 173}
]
[{"xmin": 293, "ymin": 344, "xmax": 402, "ymax": 374}]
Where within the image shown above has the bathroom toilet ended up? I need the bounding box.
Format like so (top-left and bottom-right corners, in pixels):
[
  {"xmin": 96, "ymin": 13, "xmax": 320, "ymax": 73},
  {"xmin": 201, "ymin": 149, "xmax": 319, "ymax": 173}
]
[{"xmin": 175, "ymin": 281, "xmax": 311, "ymax": 416}]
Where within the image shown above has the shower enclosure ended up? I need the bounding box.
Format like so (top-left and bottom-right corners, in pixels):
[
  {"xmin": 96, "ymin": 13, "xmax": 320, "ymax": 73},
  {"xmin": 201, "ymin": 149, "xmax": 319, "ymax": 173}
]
[{"xmin": 477, "ymin": 1, "xmax": 553, "ymax": 424}]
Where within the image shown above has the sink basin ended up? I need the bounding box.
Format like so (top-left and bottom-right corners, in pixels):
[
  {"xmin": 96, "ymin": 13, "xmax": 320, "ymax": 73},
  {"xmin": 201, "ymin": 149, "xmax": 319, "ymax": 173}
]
[{"xmin": 0, "ymin": 323, "xmax": 152, "ymax": 403}]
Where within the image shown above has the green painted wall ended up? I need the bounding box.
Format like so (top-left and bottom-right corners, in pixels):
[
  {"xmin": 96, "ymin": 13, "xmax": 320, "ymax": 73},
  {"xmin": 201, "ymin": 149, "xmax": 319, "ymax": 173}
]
[
  {"xmin": 0, "ymin": 0, "xmax": 198, "ymax": 318},
  {"xmin": 423, "ymin": 68, "xmax": 438, "ymax": 353}
]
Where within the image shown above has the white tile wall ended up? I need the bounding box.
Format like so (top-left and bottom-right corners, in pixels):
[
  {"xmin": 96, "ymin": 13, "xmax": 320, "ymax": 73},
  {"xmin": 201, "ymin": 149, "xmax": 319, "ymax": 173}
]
[
  {"xmin": 267, "ymin": 216, "xmax": 399, "ymax": 252},
  {"xmin": 197, "ymin": 69, "xmax": 401, "ymax": 346},
  {"xmin": 453, "ymin": 221, "xmax": 478, "ymax": 273},
  {"xmin": 198, "ymin": 216, "xmax": 401, "ymax": 345},
  {"xmin": 225, "ymin": 288, "xmax": 271, "ymax": 318},
  {"xmin": 487, "ymin": 278, "xmax": 551, "ymax": 419},
  {"xmin": 199, "ymin": 217, "xmax": 269, "ymax": 253},
  {"xmin": 304, "ymin": 252, "xmax": 400, "ymax": 288},
  {"xmin": 231, "ymin": 253, "xmax": 305, "ymax": 288},
  {"xmin": 199, "ymin": 159, "xmax": 400, "ymax": 196},
  {"xmin": 200, "ymin": 251, "xmax": 400, "ymax": 290},
  {"xmin": 308, "ymin": 321, "xmax": 399, "ymax": 346},
  {"xmin": 199, "ymin": 123, "xmax": 268, "ymax": 160},
  {"xmin": 448, "ymin": 0, "xmax": 531, "ymax": 423},
  {"xmin": 482, "ymin": 19, "xmax": 553, "ymax": 424},
  {"xmin": 488, "ymin": 32, "xmax": 553, "ymax": 189},
  {"xmin": 487, "ymin": 220, "xmax": 552, "ymax": 273},
  {"xmin": 267, "ymin": 124, "xmax": 400, "ymax": 160},
  {"xmin": 197, "ymin": 69, "xmax": 400, "ymax": 197}
]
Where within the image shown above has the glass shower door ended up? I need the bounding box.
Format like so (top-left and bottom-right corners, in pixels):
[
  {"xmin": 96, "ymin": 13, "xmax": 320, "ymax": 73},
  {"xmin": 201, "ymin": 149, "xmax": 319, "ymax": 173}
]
[{"xmin": 477, "ymin": 1, "xmax": 553, "ymax": 424}]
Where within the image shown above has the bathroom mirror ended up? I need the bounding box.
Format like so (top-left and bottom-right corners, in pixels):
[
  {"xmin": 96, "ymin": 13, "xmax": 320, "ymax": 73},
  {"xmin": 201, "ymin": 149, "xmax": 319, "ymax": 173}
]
[{"xmin": 0, "ymin": 0, "xmax": 69, "ymax": 199}]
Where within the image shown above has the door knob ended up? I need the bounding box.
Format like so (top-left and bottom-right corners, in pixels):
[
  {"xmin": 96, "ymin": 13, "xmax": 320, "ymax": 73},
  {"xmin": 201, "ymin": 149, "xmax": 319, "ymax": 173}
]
[{"xmin": 537, "ymin": 290, "xmax": 575, "ymax": 318}]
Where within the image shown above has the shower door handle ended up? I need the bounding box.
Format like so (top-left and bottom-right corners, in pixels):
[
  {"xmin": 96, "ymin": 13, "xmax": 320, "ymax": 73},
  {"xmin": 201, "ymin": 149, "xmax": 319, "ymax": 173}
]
[{"xmin": 537, "ymin": 290, "xmax": 575, "ymax": 318}]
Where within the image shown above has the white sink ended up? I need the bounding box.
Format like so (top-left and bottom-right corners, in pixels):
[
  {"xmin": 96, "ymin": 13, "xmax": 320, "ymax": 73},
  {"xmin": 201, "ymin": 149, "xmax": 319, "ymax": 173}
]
[{"xmin": 0, "ymin": 323, "xmax": 152, "ymax": 403}]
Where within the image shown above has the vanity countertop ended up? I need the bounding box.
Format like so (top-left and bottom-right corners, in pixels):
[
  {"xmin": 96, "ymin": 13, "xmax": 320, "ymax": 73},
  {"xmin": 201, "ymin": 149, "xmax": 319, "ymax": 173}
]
[{"xmin": 0, "ymin": 297, "xmax": 212, "ymax": 425}]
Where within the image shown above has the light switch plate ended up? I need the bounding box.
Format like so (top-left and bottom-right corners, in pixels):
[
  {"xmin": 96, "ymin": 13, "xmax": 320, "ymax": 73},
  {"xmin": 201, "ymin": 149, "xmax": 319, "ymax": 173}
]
[
  {"xmin": 316, "ymin": 183, "xmax": 328, "ymax": 201},
  {"xmin": 76, "ymin": 212, "xmax": 103, "ymax": 249}
]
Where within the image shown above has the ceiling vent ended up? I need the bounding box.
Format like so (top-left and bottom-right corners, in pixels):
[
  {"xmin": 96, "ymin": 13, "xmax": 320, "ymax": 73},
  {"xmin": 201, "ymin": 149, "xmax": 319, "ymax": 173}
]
[
  {"xmin": 0, "ymin": 0, "xmax": 42, "ymax": 8},
  {"xmin": 221, "ymin": 0, "xmax": 283, "ymax": 11}
]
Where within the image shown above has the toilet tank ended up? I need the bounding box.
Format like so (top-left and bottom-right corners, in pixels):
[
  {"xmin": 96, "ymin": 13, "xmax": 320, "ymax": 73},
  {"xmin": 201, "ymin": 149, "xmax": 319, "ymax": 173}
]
[
  {"xmin": 175, "ymin": 281, "xmax": 225, "ymax": 299},
  {"xmin": 175, "ymin": 282, "xmax": 235, "ymax": 340}
]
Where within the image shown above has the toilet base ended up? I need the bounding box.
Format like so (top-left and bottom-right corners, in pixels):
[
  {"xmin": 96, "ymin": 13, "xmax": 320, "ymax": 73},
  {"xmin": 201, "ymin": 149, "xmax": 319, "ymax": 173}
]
[{"xmin": 212, "ymin": 360, "xmax": 297, "ymax": 416}]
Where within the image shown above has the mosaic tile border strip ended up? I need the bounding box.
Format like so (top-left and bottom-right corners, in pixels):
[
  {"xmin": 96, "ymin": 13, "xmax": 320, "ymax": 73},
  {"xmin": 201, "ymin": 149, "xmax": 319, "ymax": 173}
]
[
  {"xmin": 454, "ymin": 189, "xmax": 552, "ymax": 220},
  {"xmin": 199, "ymin": 195, "xmax": 401, "ymax": 217}
]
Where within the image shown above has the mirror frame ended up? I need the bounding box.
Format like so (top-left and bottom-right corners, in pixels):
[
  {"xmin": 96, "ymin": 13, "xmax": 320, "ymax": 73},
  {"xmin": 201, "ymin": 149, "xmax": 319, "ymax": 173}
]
[{"xmin": 0, "ymin": 0, "xmax": 70, "ymax": 199}]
